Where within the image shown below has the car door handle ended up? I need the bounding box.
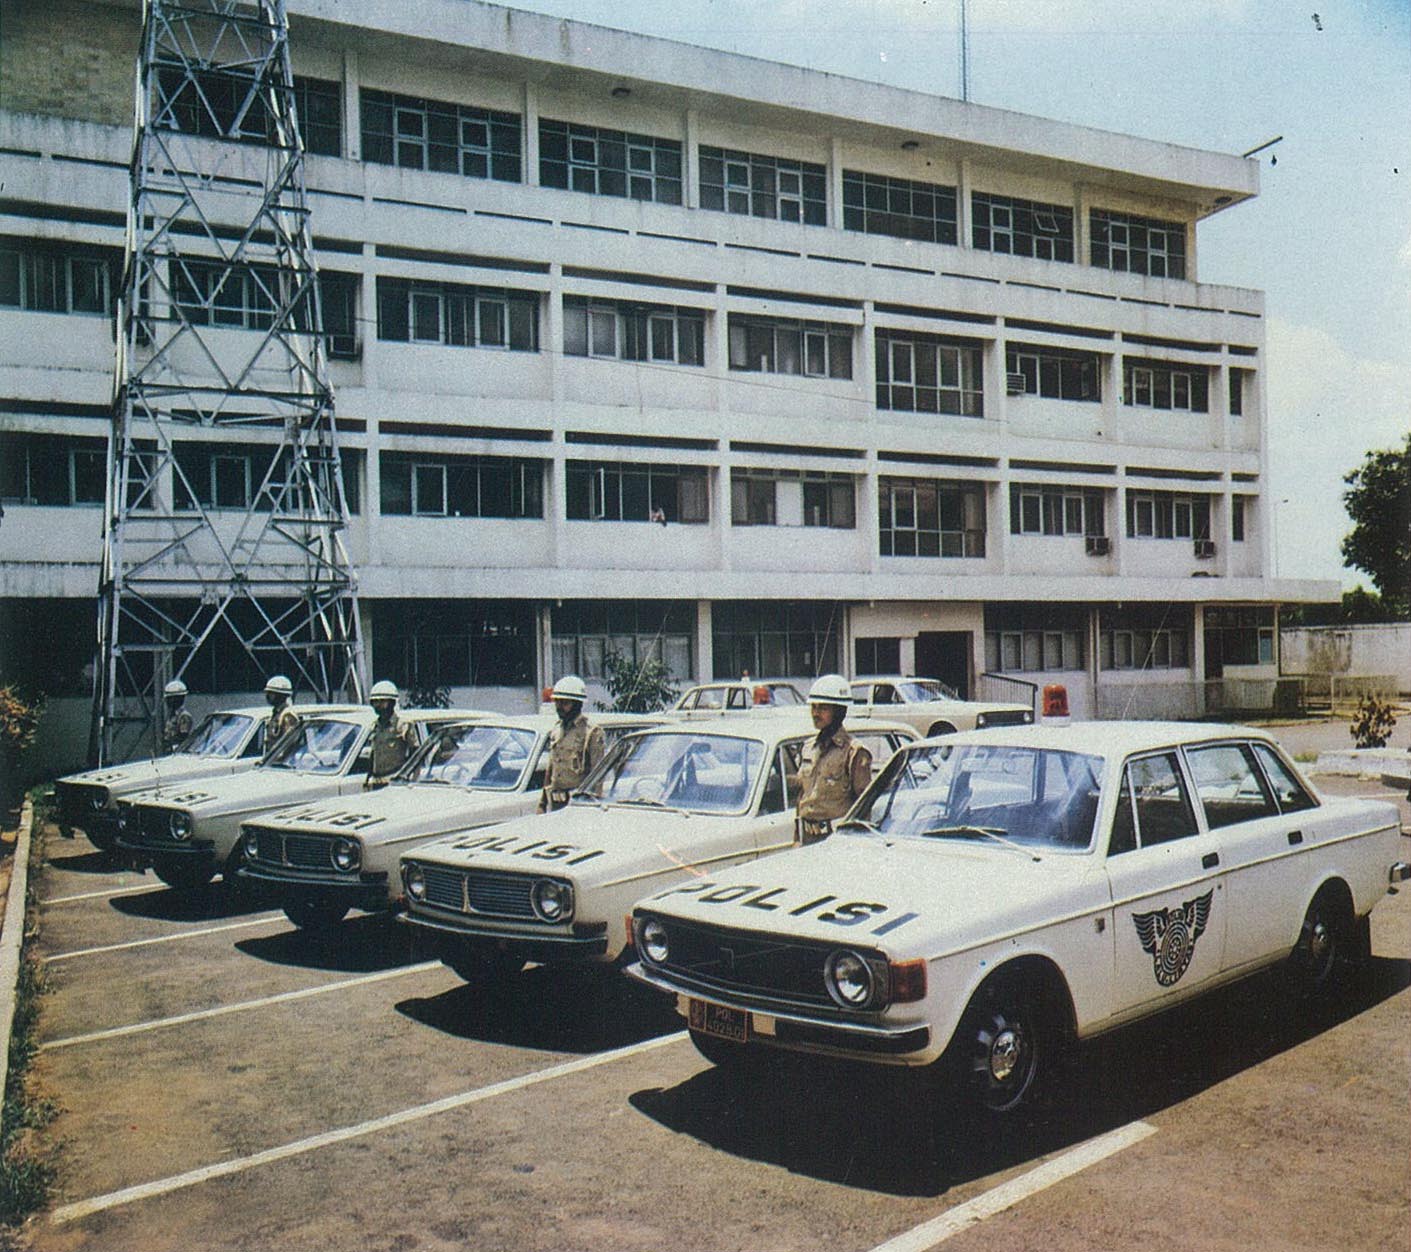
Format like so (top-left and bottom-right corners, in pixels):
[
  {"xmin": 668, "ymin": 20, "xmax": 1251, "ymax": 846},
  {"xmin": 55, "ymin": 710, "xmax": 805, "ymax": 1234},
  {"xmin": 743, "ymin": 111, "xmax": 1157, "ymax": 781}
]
[
  {"xmin": 1287, "ymin": 830, "xmax": 1303, "ymax": 846},
  {"xmin": 1201, "ymin": 852, "xmax": 1220, "ymax": 869}
]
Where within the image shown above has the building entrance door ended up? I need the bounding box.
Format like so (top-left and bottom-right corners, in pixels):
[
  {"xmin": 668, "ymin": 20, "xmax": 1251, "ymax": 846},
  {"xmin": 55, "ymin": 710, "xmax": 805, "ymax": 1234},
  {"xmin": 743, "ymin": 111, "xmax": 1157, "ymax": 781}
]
[{"xmin": 915, "ymin": 631, "xmax": 971, "ymax": 698}]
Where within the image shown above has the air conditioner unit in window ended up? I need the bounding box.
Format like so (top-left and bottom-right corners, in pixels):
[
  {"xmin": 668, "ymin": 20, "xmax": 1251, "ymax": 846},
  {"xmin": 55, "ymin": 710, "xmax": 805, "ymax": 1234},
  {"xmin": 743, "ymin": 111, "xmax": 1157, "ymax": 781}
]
[
  {"xmin": 1005, "ymin": 372, "xmax": 1028, "ymax": 395},
  {"xmin": 1194, "ymin": 538, "xmax": 1217, "ymax": 559},
  {"xmin": 1084, "ymin": 535, "xmax": 1111, "ymax": 556}
]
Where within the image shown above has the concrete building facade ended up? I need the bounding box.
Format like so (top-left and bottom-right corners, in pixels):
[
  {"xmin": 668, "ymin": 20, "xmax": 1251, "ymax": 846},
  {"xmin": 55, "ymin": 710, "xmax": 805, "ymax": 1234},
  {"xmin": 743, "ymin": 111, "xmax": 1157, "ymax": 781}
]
[{"xmin": 0, "ymin": 0, "xmax": 1335, "ymax": 765}]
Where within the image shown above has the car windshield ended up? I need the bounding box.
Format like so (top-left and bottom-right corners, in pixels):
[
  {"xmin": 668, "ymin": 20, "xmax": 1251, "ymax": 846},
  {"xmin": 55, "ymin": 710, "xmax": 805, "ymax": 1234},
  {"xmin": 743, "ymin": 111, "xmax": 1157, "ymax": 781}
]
[
  {"xmin": 583, "ymin": 732, "xmax": 766, "ymax": 814},
  {"xmin": 852, "ymin": 742, "xmax": 1106, "ymax": 851},
  {"xmin": 768, "ymin": 685, "xmax": 804, "ymax": 706},
  {"xmin": 405, "ymin": 724, "xmax": 538, "ymax": 790},
  {"xmin": 896, "ymin": 680, "xmax": 956, "ymax": 702},
  {"xmin": 264, "ymin": 719, "xmax": 363, "ymax": 774},
  {"xmin": 180, "ymin": 713, "xmax": 254, "ymax": 758}
]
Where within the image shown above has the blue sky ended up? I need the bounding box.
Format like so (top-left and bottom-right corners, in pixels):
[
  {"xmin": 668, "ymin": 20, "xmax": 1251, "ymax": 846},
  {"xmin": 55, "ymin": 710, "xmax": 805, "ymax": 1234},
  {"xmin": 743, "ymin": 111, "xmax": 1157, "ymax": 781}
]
[{"xmin": 504, "ymin": 0, "xmax": 1410, "ymax": 588}]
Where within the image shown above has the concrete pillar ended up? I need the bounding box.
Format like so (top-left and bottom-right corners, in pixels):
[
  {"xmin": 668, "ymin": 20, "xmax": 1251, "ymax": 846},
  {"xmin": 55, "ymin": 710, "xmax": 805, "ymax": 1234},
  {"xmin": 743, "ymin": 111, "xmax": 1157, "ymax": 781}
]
[
  {"xmin": 523, "ymin": 82, "xmax": 539, "ymax": 185},
  {"xmin": 956, "ymin": 158, "xmax": 972, "ymax": 248},
  {"xmin": 829, "ymin": 137, "xmax": 844, "ymax": 230},
  {"xmin": 341, "ymin": 51, "xmax": 360, "ymax": 161},
  {"xmin": 683, "ymin": 108, "xmax": 700, "ymax": 208},
  {"xmin": 695, "ymin": 599, "xmax": 712, "ymax": 681}
]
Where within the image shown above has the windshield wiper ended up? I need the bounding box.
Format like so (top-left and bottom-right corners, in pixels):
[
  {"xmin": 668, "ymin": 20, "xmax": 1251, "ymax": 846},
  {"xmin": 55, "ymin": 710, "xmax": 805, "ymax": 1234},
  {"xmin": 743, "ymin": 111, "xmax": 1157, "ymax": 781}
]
[
  {"xmin": 835, "ymin": 818, "xmax": 880, "ymax": 834},
  {"xmin": 918, "ymin": 825, "xmax": 1041, "ymax": 861},
  {"xmin": 616, "ymin": 796, "xmax": 690, "ymax": 815}
]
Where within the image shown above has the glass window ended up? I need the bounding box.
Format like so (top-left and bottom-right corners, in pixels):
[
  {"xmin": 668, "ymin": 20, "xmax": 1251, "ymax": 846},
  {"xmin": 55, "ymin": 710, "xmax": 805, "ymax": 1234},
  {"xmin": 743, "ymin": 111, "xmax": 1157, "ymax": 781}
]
[
  {"xmin": 728, "ymin": 315, "xmax": 852, "ymax": 379},
  {"xmin": 540, "ymin": 119, "xmax": 681, "ymax": 204},
  {"xmin": 699, "ymin": 145, "xmax": 826, "ymax": 225},
  {"xmin": 1122, "ymin": 358, "xmax": 1209, "ymax": 412},
  {"xmin": 564, "ymin": 297, "xmax": 705, "ymax": 366},
  {"xmin": 843, "ymin": 170, "xmax": 957, "ymax": 244},
  {"xmin": 973, "ymin": 193, "xmax": 1074, "ymax": 262},
  {"xmin": 1185, "ymin": 742, "xmax": 1278, "ymax": 829},
  {"xmin": 375, "ymin": 278, "xmax": 538, "ymax": 351},
  {"xmin": 1124, "ymin": 752, "xmax": 1198, "ymax": 846},
  {"xmin": 1005, "ymin": 344, "xmax": 1100, "ymax": 401},
  {"xmin": 875, "ymin": 330, "xmax": 982, "ymax": 416},
  {"xmin": 1091, "ymin": 209, "xmax": 1186, "ymax": 279},
  {"xmin": 361, "ymin": 89, "xmax": 519, "ymax": 180},
  {"xmin": 1252, "ymin": 743, "xmax": 1317, "ymax": 814},
  {"xmin": 879, "ymin": 476, "xmax": 984, "ymax": 558}
]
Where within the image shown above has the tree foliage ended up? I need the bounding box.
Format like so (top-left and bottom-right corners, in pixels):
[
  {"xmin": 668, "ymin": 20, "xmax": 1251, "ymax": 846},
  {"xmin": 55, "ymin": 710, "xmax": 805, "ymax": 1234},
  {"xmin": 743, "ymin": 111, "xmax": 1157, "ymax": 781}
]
[
  {"xmin": 597, "ymin": 650, "xmax": 678, "ymax": 713},
  {"xmin": 1340, "ymin": 433, "xmax": 1411, "ymax": 617}
]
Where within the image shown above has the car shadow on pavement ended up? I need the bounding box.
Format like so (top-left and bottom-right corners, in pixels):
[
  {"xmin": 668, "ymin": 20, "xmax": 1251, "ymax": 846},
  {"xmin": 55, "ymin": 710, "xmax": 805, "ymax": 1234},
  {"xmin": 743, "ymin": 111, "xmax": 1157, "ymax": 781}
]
[
  {"xmin": 395, "ymin": 965, "xmax": 681, "ymax": 1054},
  {"xmin": 45, "ymin": 848, "xmax": 129, "ymax": 875},
  {"xmin": 629, "ymin": 956, "xmax": 1410, "ymax": 1198},
  {"xmin": 234, "ymin": 913, "xmax": 425, "ymax": 973},
  {"xmin": 110, "ymin": 882, "xmax": 270, "ymax": 921}
]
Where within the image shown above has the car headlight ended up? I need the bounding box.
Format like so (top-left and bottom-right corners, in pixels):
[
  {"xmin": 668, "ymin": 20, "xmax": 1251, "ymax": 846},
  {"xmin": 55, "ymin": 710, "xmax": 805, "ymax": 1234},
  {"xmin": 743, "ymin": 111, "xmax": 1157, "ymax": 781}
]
[
  {"xmin": 404, "ymin": 863, "xmax": 426, "ymax": 901},
  {"xmin": 639, "ymin": 917, "xmax": 669, "ymax": 964},
  {"xmin": 117, "ymin": 806, "xmax": 133, "ymax": 831},
  {"xmin": 825, "ymin": 949, "xmax": 878, "ymax": 1009},
  {"xmin": 243, "ymin": 829, "xmax": 260, "ymax": 859},
  {"xmin": 330, "ymin": 837, "xmax": 360, "ymax": 873},
  {"xmin": 1022, "ymin": 709, "xmax": 1034, "ymax": 724},
  {"xmin": 169, "ymin": 811, "xmax": 193, "ymax": 841},
  {"xmin": 89, "ymin": 792, "xmax": 107, "ymax": 811},
  {"xmin": 530, "ymin": 878, "xmax": 573, "ymax": 923}
]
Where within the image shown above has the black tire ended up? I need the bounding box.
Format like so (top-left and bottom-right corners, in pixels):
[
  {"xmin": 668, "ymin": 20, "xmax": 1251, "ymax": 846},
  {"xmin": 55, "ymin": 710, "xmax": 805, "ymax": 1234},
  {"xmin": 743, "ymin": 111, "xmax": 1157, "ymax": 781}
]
[
  {"xmin": 927, "ymin": 722, "xmax": 957, "ymax": 738},
  {"xmin": 154, "ymin": 861, "xmax": 215, "ymax": 890},
  {"xmin": 85, "ymin": 826, "xmax": 117, "ymax": 853},
  {"xmin": 943, "ymin": 973, "xmax": 1053, "ymax": 1119},
  {"xmin": 1290, "ymin": 889, "xmax": 1359, "ymax": 1001},
  {"xmin": 688, "ymin": 1027, "xmax": 767, "ymax": 1072},
  {"xmin": 444, "ymin": 947, "xmax": 525, "ymax": 986},
  {"xmin": 222, "ymin": 847, "xmax": 253, "ymax": 906},
  {"xmin": 283, "ymin": 898, "xmax": 350, "ymax": 932}
]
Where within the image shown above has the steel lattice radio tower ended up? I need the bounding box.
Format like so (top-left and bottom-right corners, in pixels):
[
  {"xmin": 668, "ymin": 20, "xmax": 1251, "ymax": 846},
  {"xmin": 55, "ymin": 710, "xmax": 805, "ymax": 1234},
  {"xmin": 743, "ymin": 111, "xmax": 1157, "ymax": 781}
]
[{"xmin": 94, "ymin": 0, "xmax": 364, "ymax": 764}]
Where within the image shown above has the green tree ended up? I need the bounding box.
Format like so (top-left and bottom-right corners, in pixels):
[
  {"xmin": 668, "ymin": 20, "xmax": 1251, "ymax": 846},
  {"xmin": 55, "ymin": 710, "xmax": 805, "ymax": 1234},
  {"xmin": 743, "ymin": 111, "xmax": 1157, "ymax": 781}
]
[
  {"xmin": 1340, "ymin": 433, "xmax": 1411, "ymax": 617},
  {"xmin": 597, "ymin": 649, "xmax": 678, "ymax": 713}
]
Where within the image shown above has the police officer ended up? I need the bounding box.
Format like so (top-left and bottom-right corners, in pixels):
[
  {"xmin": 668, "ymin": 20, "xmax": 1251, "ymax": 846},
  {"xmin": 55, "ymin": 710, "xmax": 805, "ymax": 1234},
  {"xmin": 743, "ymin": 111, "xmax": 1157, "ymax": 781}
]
[
  {"xmin": 794, "ymin": 673, "xmax": 872, "ymax": 844},
  {"xmin": 538, "ymin": 675, "xmax": 606, "ymax": 813},
  {"xmin": 262, "ymin": 674, "xmax": 300, "ymax": 753},
  {"xmin": 161, "ymin": 679, "xmax": 193, "ymax": 754},
  {"xmin": 365, "ymin": 680, "xmax": 416, "ymax": 789}
]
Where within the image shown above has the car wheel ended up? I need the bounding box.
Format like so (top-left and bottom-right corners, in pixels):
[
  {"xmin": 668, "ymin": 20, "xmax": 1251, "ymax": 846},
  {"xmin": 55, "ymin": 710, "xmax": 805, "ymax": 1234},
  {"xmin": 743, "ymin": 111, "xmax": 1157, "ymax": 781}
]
[
  {"xmin": 222, "ymin": 846, "xmax": 253, "ymax": 906},
  {"xmin": 445, "ymin": 947, "xmax": 525, "ymax": 985},
  {"xmin": 926, "ymin": 722, "xmax": 957, "ymax": 738},
  {"xmin": 1290, "ymin": 889, "xmax": 1359, "ymax": 1000},
  {"xmin": 283, "ymin": 898, "xmax": 350, "ymax": 932},
  {"xmin": 944, "ymin": 974, "xmax": 1050, "ymax": 1118},
  {"xmin": 688, "ymin": 1027, "xmax": 769, "ymax": 1073},
  {"xmin": 85, "ymin": 826, "xmax": 117, "ymax": 853},
  {"xmin": 154, "ymin": 862, "xmax": 214, "ymax": 890}
]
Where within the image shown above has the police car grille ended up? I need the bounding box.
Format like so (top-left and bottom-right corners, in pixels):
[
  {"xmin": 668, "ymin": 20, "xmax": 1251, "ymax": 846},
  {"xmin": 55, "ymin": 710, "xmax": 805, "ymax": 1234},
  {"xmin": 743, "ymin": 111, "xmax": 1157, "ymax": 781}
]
[
  {"xmin": 129, "ymin": 807, "xmax": 175, "ymax": 842},
  {"xmin": 283, "ymin": 834, "xmax": 330, "ymax": 869},
  {"xmin": 653, "ymin": 920, "xmax": 831, "ymax": 1008},
  {"xmin": 979, "ymin": 710, "xmax": 1030, "ymax": 727},
  {"xmin": 417, "ymin": 868, "xmax": 536, "ymax": 919}
]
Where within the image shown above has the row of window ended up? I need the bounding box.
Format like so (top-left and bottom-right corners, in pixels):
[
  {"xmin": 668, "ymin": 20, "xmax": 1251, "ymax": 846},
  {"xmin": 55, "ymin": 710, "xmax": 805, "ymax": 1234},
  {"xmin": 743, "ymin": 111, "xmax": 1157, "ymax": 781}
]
[
  {"xmin": 0, "ymin": 237, "xmax": 1251, "ymax": 416},
  {"xmin": 155, "ymin": 70, "xmax": 1189, "ymax": 276},
  {"xmin": 0, "ymin": 434, "xmax": 1253, "ymax": 549}
]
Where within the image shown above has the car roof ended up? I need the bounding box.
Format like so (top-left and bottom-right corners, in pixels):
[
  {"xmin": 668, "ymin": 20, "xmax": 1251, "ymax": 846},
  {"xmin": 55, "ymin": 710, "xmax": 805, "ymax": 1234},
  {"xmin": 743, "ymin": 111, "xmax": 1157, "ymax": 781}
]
[
  {"xmin": 429, "ymin": 711, "xmax": 664, "ymax": 732},
  {"xmin": 637, "ymin": 712, "xmax": 914, "ymax": 739},
  {"xmin": 912, "ymin": 720, "xmax": 1282, "ymax": 759}
]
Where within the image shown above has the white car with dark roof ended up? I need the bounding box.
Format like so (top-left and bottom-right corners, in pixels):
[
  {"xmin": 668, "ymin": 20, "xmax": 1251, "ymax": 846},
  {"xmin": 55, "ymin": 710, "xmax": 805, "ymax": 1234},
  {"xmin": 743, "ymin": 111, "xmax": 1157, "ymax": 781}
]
[
  {"xmin": 628, "ymin": 722, "xmax": 1407, "ymax": 1119},
  {"xmin": 398, "ymin": 714, "xmax": 915, "ymax": 984}
]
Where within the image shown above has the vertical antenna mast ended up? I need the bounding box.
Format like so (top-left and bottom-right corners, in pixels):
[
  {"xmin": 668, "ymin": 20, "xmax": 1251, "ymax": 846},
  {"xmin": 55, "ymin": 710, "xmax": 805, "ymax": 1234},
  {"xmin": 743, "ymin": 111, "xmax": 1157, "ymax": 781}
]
[
  {"xmin": 94, "ymin": 0, "xmax": 364, "ymax": 764},
  {"xmin": 959, "ymin": 0, "xmax": 971, "ymax": 102}
]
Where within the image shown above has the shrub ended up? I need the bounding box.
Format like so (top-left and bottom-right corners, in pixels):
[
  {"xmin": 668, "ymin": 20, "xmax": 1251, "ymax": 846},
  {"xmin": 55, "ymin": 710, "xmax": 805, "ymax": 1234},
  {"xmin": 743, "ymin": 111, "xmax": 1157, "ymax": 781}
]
[
  {"xmin": 1349, "ymin": 693, "xmax": 1397, "ymax": 749},
  {"xmin": 405, "ymin": 684, "xmax": 451, "ymax": 710},
  {"xmin": 598, "ymin": 650, "xmax": 678, "ymax": 714}
]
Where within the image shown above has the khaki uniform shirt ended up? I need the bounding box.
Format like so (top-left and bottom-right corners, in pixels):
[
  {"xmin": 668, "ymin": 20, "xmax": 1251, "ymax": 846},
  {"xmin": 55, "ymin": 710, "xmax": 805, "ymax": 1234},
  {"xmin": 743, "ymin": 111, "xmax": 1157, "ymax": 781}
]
[
  {"xmin": 795, "ymin": 725, "xmax": 872, "ymax": 842},
  {"xmin": 367, "ymin": 715, "xmax": 417, "ymax": 786},
  {"xmin": 540, "ymin": 713, "xmax": 606, "ymax": 811},
  {"xmin": 264, "ymin": 702, "xmax": 300, "ymax": 753},
  {"xmin": 162, "ymin": 708, "xmax": 193, "ymax": 754}
]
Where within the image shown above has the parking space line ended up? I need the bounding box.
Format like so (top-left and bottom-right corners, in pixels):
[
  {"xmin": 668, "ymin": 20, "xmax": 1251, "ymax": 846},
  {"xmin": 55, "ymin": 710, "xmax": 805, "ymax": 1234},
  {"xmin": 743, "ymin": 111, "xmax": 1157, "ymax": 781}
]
[
  {"xmin": 43, "ymin": 915, "xmax": 283, "ymax": 962},
  {"xmin": 51, "ymin": 1029, "xmax": 689, "ymax": 1225},
  {"xmin": 42, "ymin": 884, "xmax": 164, "ymax": 906},
  {"xmin": 40, "ymin": 961, "xmax": 444, "ymax": 1051},
  {"xmin": 866, "ymin": 1120, "xmax": 1157, "ymax": 1252}
]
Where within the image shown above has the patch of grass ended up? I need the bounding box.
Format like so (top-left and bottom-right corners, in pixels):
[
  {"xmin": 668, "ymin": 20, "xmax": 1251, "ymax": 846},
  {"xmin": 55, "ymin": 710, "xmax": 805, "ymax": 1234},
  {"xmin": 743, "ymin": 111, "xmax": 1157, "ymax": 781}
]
[
  {"xmin": 0, "ymin": 895, "xmax": 59, "ymax": 1226},
  {"xmin": 1293, "ymin": 751, "xmax": 1318, "ymax": 763}
]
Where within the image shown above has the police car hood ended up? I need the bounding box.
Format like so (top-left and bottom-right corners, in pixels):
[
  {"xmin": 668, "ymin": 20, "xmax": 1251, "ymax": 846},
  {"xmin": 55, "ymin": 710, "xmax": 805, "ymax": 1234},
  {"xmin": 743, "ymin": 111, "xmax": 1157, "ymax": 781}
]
[
  {"xmin": 128, "ymin": 765, "xmax": 350, "ymax": 816},
  {"xmin": 414, "ymin": 802, "xmax": 755, "ymax": 889},
  {"xmin": 641, "ymin": 832, "xmax": 1095, "ymax": 954},
  {"xmin": 63, "ymin": 755, "xmax": 248, "ymax": 794},
  {"xmin": 255, "ymin": 783, "xmax": 525, "ymax": 844}
]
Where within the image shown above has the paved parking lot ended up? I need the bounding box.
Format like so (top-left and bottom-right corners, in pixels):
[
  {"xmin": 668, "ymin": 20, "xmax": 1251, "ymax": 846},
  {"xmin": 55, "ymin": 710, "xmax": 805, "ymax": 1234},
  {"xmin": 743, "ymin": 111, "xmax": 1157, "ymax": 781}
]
[{"xmin": 15, "ymin": 770, "xmax": 1410, "ymax": 1252}]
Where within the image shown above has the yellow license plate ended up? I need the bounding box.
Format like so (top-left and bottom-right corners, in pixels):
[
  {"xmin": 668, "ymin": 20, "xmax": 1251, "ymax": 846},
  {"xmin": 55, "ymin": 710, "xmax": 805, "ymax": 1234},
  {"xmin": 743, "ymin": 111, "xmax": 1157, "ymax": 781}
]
[{"xmin": 689, "ymin": 998, "xmax": 749, "ymax": 1043}]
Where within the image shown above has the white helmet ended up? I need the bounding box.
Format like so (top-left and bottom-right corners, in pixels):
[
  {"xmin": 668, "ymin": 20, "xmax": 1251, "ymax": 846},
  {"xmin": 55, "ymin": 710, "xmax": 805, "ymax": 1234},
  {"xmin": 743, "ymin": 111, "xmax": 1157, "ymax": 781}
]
[
  {"xmin": 807, "ymin": 674, "xmax": 852, "ymax": 706},
  {"xmin": 264, "ymin": 675, "xmax": 293, "ymax": 696},
  {"xmin": 369, "ymin": 680, "xmax": 399, "ymax": 701},
  {"xmin": 163, "ymin": 679, "xmax": 187, "ymax": 698},
  {"xmin": 551, "ymin": 675, "xmax": 588, "ymax": 702}
]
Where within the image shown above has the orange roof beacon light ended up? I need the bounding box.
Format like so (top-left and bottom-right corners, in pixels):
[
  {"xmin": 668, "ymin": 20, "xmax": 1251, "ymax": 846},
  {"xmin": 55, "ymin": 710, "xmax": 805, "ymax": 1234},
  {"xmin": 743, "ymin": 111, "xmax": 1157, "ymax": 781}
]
[{"xmin": 1042, "ymin": 683, "xmax": 1071, "ymax": 724}]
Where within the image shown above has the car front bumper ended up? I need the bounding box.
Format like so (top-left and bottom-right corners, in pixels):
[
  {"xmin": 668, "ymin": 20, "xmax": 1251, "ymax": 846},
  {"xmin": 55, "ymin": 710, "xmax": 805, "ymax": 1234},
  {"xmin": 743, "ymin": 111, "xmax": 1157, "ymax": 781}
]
[{"xmin": 238, "ymin": 863, "xmax": 389, "ymax": 912}]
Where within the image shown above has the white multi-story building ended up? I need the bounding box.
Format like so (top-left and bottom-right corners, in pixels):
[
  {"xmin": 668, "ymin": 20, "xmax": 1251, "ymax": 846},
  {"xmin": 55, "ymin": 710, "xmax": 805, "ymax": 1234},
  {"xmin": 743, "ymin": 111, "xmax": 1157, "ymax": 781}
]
[{"xmin": 0, "ymin": 0, "xmax": 1334, "ymax": 766}]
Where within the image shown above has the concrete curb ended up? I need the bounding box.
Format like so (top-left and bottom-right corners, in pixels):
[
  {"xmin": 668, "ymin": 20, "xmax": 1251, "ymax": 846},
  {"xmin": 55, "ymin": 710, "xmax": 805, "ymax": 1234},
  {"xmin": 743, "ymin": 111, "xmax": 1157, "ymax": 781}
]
[{"xmin": 0, "ymin": 797, "xmax": 35, "ymax": 1132}]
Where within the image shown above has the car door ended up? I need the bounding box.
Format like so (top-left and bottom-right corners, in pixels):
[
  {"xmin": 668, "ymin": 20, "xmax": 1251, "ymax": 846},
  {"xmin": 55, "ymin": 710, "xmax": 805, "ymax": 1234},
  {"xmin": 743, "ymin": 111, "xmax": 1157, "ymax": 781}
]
[
  {"xmin": 1105, "ymin": 749, "xmax": 1227, "ymax": 1018},
  {"xmin": 1190, "ymin": 740, "xmax": 1316, "ymax": 975},
  {"xmin": 754, "ymin": 740, "xmax": 804, "ymax": 854}
]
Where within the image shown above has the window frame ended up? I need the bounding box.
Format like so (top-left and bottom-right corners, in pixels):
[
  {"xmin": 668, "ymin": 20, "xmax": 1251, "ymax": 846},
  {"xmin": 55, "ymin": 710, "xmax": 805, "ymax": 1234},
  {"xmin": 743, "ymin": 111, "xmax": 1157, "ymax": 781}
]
[
  {"xmin": 972, "ymin": 192, "xmax": 1075, "ymax": 263},
  {"xmin": 699, "ymin": 145, "xmax": 827, "ymax": 225}
]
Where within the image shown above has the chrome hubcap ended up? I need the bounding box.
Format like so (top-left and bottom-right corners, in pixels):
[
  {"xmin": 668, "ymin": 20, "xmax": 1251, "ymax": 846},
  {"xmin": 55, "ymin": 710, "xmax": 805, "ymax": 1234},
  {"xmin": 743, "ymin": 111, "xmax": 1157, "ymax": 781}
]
[
  {"xmin": 1307, "ymin": 919, "xmax": 1331, "ymax": 966},
  {"xmin": 989, "ymin": 1026, "xmax": 1023, "ymax": 1083}
]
